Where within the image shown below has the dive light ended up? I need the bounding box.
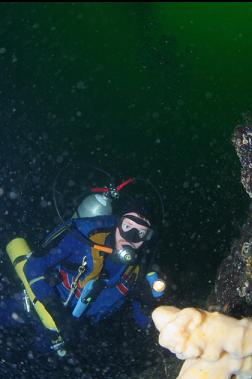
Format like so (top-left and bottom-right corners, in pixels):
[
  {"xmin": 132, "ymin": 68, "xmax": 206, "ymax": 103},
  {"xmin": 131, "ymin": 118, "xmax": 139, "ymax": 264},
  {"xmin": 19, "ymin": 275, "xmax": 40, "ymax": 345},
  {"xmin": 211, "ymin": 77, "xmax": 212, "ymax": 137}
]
[{"xmin": 146, "ymin": 272, "xmax": 166, "ymax": 298}]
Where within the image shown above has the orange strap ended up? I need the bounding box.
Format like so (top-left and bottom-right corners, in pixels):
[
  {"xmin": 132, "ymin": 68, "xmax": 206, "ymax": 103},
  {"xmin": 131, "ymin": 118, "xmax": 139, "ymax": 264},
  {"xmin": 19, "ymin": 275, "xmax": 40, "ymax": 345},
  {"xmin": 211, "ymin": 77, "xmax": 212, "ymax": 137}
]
[{"xmin": 93, "ymin": 244, "xmax": 113, "ymax": 254}]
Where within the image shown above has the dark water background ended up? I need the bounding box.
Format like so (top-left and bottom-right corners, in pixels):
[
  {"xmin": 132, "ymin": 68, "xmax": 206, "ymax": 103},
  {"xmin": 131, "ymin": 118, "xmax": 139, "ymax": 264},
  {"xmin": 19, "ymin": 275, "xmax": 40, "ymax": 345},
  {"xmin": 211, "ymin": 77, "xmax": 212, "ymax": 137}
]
[{"xmin": 0, "ymin": 3, "xmax": 252, "ymax": 378}]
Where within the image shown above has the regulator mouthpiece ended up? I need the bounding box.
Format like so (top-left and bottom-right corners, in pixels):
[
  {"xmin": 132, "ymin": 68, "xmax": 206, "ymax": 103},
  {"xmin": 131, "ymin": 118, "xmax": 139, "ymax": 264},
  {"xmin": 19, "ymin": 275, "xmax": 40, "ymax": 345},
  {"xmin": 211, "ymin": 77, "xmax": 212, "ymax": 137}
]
[{"xmin": 116, "ymin": 245, "xmax": 136, "ymax": 264}]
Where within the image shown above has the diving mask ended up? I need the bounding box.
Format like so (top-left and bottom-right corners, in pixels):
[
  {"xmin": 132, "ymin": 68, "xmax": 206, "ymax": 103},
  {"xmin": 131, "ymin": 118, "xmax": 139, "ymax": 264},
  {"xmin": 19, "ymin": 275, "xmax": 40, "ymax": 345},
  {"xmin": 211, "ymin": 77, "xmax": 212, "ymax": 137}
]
[{"xmin": 118, "ymin": 215, "xmax": 154, "ymax": 243}]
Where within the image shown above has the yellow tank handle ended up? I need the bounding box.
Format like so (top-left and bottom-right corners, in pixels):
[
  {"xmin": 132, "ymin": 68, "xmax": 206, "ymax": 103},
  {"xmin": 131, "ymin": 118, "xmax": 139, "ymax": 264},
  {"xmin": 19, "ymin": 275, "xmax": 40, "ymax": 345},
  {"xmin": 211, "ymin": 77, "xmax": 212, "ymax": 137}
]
[{"xmin": 6, "ymin": 238, "xmax": 59, "ymax": 332}]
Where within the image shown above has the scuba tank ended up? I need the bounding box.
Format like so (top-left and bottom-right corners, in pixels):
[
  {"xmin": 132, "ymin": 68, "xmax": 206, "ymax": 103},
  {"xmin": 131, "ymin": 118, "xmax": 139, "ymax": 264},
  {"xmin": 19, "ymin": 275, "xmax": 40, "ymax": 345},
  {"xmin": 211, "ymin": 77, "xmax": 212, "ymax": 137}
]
[
  {"xmin": 71, "ymin": 180, "xmax": 133, "ymax": 218},
  {"xmin": 72, "ymin": 193, "xmax": 113, "ymax": 218},
  {"xmin": 6, "ymin": 238, "xmax": 58, "ymax": 332},
  {"xmin": 6, "ymin": 238, "xmax": 66, "ymax": 357}
]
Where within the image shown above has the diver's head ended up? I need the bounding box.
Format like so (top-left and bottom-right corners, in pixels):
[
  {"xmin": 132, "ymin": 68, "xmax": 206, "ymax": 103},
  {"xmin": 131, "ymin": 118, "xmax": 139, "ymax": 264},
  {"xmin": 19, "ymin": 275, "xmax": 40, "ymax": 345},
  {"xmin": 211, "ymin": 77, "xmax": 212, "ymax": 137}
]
[
  {"xmin": 115, "ymin": 198, "xmax": 154, "ymax": 251},
  {"xmin": 110, "ymin": 198, "xmax": 154, "ymax": 264},
  {"xmin": 113, "ymin": 212, "xmax": 152, "ymax": 264},
  {"xmin": 115, "ymin": 212, "xmax": 153, "ymax": 250}
]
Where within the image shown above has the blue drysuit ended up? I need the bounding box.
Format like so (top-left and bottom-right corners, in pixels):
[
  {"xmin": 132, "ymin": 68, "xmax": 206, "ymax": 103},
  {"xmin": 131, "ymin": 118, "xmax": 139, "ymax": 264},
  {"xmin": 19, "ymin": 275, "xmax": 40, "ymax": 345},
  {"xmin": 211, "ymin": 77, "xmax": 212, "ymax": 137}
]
[{"xmin": 23, "ymin": 215, "xmax": 152, "ymax": 333}]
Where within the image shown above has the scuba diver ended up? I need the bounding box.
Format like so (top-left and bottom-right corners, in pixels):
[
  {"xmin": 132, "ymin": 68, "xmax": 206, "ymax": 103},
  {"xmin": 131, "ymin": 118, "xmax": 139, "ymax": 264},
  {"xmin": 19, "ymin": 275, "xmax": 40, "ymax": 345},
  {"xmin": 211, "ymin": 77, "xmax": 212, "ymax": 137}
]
[{"xmin": 5, "ymin": 175, "xmax": 167, "ymax": 357}]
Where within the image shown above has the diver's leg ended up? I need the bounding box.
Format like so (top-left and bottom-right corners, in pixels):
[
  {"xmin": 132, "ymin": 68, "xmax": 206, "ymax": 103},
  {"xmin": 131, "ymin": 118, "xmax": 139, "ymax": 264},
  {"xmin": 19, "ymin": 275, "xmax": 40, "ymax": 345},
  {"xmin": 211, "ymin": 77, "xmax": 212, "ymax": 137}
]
[{"xmin": 0, "ymin": 292, "xmax": 55, "ymax": 355}]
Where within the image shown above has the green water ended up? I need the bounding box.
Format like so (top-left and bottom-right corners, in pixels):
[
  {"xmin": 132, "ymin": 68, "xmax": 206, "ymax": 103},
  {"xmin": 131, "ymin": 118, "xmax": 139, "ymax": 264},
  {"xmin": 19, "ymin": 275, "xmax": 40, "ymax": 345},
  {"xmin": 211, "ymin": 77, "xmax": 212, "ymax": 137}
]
[{"xmin": 2, "ymin": 1, "xmax": 252, "ymax": 298}]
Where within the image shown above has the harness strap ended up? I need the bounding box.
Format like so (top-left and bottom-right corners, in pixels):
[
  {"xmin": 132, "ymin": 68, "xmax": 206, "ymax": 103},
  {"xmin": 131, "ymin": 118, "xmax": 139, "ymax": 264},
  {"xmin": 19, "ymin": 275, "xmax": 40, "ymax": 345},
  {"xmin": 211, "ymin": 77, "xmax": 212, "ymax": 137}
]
[
  {"xmin": 60, "ymin": 261, "xmax": 82, "ymax": 272},
  {"xmin": 42, "ymin": 222, "xmax": 72, "ymax": 248},
  {"xmin": 29, "ymin": 276, "xmax": 46, "ymax": 286},
  {"xmin": 63, "ymin": 256, "xmax": 87, "ymax": 307},
  {"xmin": 13, "ymin": 255, "xmax": 27, "ymax": 267}
]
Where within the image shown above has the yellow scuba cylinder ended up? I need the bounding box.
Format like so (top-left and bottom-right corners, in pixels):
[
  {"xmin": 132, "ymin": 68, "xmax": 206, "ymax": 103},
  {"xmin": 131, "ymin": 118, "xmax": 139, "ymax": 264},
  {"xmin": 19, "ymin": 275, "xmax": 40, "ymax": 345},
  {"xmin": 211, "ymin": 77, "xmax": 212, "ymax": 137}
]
[{"xmin": 6, "ymin": 238, "xmax": 59, "ymax": 333}]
